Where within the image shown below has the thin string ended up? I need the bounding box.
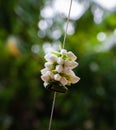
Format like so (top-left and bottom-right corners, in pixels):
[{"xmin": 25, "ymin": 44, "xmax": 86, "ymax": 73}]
[
  {"xmin": 48, "ymin": 0, "xmax": 73, "ymax": 130},
  {"xmin": 48, "ymin": 92, "xmax": 56, "ymax": 130},
  {"xmin": 62, "ymin": 0, "xmax": 73, "ymax": 48}
]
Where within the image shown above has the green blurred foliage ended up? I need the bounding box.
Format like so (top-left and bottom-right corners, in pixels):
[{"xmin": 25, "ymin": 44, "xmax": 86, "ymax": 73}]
[{"xmin": 0, "ymin": 0, "xmax": 116, "ymax": 130}]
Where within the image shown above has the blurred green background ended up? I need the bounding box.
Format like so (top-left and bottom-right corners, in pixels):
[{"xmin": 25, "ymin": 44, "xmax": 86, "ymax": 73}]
[{"xmin": 0, "ymin": 0, "xmax": 116, "ymax": 130}]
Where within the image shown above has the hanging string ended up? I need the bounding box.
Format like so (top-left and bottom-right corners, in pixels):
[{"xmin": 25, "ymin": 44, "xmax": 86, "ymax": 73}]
[
  {"xmin": 48, "ymin": 0, "xmax": 73, "ymax": 130},
  {"xmin": 48, "ymin": 92, "xmax": 56, "ymax": 130},
  {"xmin": 63, "ymin": 0, "xmax": 73, "ymax": 48}
]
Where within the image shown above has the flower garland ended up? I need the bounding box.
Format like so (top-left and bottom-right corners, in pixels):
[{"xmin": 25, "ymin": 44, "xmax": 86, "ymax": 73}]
[{"xmin": 41, "ymin": 48, "xmax": 80, "ymax": 93}]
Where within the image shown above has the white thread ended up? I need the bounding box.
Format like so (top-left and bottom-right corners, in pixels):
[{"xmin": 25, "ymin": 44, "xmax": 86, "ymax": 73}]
[
  {"xmin": 48, "ymin": 92, "xmax": 56, "ymax": 130},
  {"xmin": 63, "ymin": 0, "xmax": 73, "ymax": 48}
]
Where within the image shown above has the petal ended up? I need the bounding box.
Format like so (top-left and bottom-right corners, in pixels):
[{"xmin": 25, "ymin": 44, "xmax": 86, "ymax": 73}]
[
  {"xmin": 64, "ymin": 60, "xmax": 78, "ymax": 69},
  {"xmin": 63, "ymin": 67, "xmax": 71, "ymax": 74},
  {"xmin": 44, "ymin": 53, "xmax": 57, "ymax": 62},
  {"xmin": 41, "ymin": 74, "xmax": 50, "ymax": 82},
  {"xmin": 60, "ymin": 49, "xmax": 67, "ymax": 55},
  {"xmin": 56, "ymin": 65, "xmax": 63, "ymax": 73},
  {"xmin": 45, "ymin": 62, "xmax": 53, "ymax": 69},
  {"xmin": 70, "ymin": 75, "xmax": 80, "ymax": 84},
  {"xmin": 44, "ymin": 53, "xmax": 51, "ymax": 61},
  {"xmin": 67, "ymin": 51, "xmax": 77, "ymax": 61},
  {"xmin": 54, "ymin": 74, "xmax": 61, "ymax": 81},
  {"xmin": 60, "ymin": 77, "xmax": 68, "ymax": 86},
  {"xmin": 57, "ymin": 57, "xmax": 64, "ymax": 65},
  {"xmin": 64, "ymin": 60, "xmax": 70, "ymax": 66},
  {"xmin": 70, "ymin": 61, "xmax": 78, "ymax": 69},
  {"xmin": 46, "ymin": 71, "xmax": 54, "ymax": 79},
  {"xmin": 68, "ymin": 70, "xmax": 75, "ymax": 76},
  {"xmin": 41, "ymin": 68, "xmax": 49, "ymax": 75}
]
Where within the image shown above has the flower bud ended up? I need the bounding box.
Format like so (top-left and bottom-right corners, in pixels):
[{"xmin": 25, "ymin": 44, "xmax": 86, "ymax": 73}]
[
  {"xmin": 60, "ymin": 49, "xmax": 67, "ymax": 55},
  {"xmin": 45, "ymin": 62, "xmax": 53, "ymax": 69},
  {"xmin": 64, "ymin": 60, "xmax": 78, "ymax": 69},
  {"xmin": 41, "ymin": 74, "xmax": 50, "ymax": 82},
  {"xmin": 70, "ymin": 75, "xmax": 80, "ymax": 84},
  {"xmin": 68, "ymin": 70, "xmax": 75, "ymax": 76},
  {"xmin": 56, "ymin": 65, "xmax": 63, "ymax": 73},
  {"xmin": 41, "ymin": 68, "xmax": 49, "ymax": 75},
  {"xmin": 47, "ymin": 71, "xmax": 54, "ymax": 79},
  {"xmin": 54, "ymin": 74, "xmax": 61, "ymax": 81},
  {"xmin": 57, "ymin": 57, "xmax": 64, "ymax": 65},
  {"xmin": 63, "ymin": 67, "xmax": 71, "ymax": 74},
  {"xmin": 60, "ymin": 77, "xmax": 68, "ymax": 86},
  {"xmin": 44, "ymin": 53, "xmax": 57, "ymax": 62},
  {"xmin": 67, "ymin": 51, "xmax": 77, "ymax": 61}
]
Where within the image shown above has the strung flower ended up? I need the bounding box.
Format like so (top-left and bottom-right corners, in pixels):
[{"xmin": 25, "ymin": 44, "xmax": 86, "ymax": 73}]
[
  {"xmin": 41, "ymin": 48, "xmax": 80, "ymax": 93},
  {"xmin": 57, "ymin": 57, "xmax": 64, "ymax": 65},
  {"xmin": 54, "ymin": 74, "xmax": 61, "ymax": 81},
  {"xmin": 45, "ymin": 62, "xmax": 54, "ymax": 70},
  {"xmin": 56, "ymin": 65, "xmax": 63, "ymax": 73},
  {"xmin": 64, "ymin": 60, "xmax": 78, "ymax": 69},
  {"xmin": 60, "ymin": 77, "xmax": 68, "ymax": 86},
  {"xmin": 41, "ymin": 72, "xmax": 50, "ymax": 82},
  {"xmin": 44, "ymin": 53, "xmax": 57, "ymax": 62},
  {"xmin": 41, "ymin": 68, "xmax": 48, "ymax": 75},
  {"xmin": 70, "ymin": 75, "xmax": 80, "ymax": 84},
  {"xmin": 61, "ymin": 49, "xmax": 67, "ymax": 55},
  {"xmin": 67, "ymin": 51, "xmax": 77, "ymax": 61}
]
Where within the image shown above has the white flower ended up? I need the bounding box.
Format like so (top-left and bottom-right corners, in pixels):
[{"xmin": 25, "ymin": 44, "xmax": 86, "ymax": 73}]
[
  {"xmin": 45, "ymin": 62, "xmax": 53, "ymax": 70},
  {"xmin": 41, "ymin": 68, "xmax": 49, "ymax": 75},
  {"xmin": 41, "ymin": 49, "xmax": 80, "ymax": 87},
  {"xmin": 70, "ymin": 75, "xmax": 80, "ymax": 84},
  {"xmin": 44, "ymin": 53, "xmax": 57, "ymax": 62},
  {"xmin": 41, "ymin": 71, "xmax": 54, "ymax": 82},
  {"xmin": 56, "ymin": 65, "xmax": 63, "ymax": 73},
  {"xmin": 64, "ymin": 60, "xmax": 78, "ymax": 69},
  {"xmin": 60, "ymin": 77, "xmax": 68, "ymax": 86},
  {"xmin": 67, "ymin": 51, "xmax": 77, "ymax": 61},
  {"xmin": 60, "ymin": 49, "xmax": 67, "ymax": 55},
  {"xmin": 70, "ymin": 61, "xmax": 78, "ymax": 69},
  {"xmin": 57, "ymin": 57, "xmax": 64, "ymax": 65},
  {"xmin": 47, "ymin": 71, "xmax": 54, "ymax": 79},
  {"xmin": 41, "ymin": 73, "xmax": 50, "ymax": 82},
  {"xmin": 67, "ymin": 69, "xmax": 75, "ymax": 76},
  {"xmin": 63, "ymin": 66, "xmax": 71, "ymax": 74},
  {"xmin": 54, "ymin": 74, "xmax": 61, "ymax": 81}
]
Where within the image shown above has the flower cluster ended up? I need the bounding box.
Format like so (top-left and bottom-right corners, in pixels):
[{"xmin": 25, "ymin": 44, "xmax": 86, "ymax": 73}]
[{"xmin": 41, "ymin": 49, "xmax": 80, "ymax": 87}]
